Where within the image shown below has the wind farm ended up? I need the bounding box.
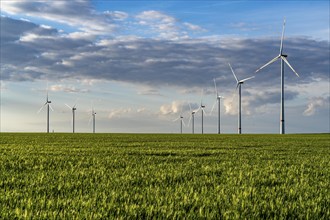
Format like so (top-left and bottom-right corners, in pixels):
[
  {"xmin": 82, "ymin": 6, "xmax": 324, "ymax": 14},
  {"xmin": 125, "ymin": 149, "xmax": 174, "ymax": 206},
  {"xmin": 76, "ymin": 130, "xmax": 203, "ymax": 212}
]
[
  {"xmin": 23, "ymin": 19, "xmax": 307, "ymax": 135},
  {"xmin": 0, "ymin": 1, "xmax": 329, "ymax": 219}
]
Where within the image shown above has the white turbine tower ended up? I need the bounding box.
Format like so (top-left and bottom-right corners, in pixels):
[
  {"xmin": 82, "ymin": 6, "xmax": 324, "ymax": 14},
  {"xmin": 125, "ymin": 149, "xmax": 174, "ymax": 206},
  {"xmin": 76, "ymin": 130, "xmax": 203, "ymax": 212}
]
[
  {"xmin": 195, "ymin": 89, "xmax": 206, "ymax": 134},
  {"xmin": 191, "ymin": 111, "xmax": 195, "ymax": 134},
  {"xmin": 229, "ymin": 63, "xmax": 254, "ymax": 134},
  {"xmin": 187, "ymin": 103, "xmax": 196, "ymax": 134},
  {"xmin": 92, "ymin": 109, "xmax": 96, "ymax": 133},
  {"xmin": 65, "ymin": 103, "xmax": 77, "ymax": 133},
  {"xmin": 255, "ymin": 18, "xmax": 299, "ymax": 134},
  {"xmin": 210, "ymin": 78, "xmax": 224, "ymax": 134},
  {"xmin": 38, "ymin": 92, "xmax": 53, "ymax": 133}
]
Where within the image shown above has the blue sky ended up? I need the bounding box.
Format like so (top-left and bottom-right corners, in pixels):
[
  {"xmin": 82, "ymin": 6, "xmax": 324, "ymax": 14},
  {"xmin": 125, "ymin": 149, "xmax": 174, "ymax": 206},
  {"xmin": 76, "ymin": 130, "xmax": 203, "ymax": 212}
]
[{"xmin": 1, "ymin": 0, "xmax": 329, "ymax": 133}]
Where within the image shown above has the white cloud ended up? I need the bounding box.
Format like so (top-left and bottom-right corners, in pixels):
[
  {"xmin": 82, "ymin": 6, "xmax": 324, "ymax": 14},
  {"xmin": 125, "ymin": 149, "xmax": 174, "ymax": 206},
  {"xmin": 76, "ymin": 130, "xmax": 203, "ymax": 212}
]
[
  {"xmin": 103, "ymin": 11, "xmax": 128, "ymax": 20},
  {"xmin": 183, "ymin": 22, "xmax": 205, "ymax": 32},
  {"xmin": 303, "ymin": 96, "xmax": 329, "ymax": 116},
  {"xmin": 159, "ymin": 101, "xmax": 198, "ymax": 115},
  {"xmin": 1, "ymin": 0, "xmax": 119, "ymax": 35},
  {"xmin": 135, "ymin": 10, "xmax": 205, "ymax": 39},
  {"xmin": 49, "ymin": 84, "xmax": 89, "ymax": 93},
  {"xmin": 108, "ymin": 108, "xmax": 132, "ymax": 119}
]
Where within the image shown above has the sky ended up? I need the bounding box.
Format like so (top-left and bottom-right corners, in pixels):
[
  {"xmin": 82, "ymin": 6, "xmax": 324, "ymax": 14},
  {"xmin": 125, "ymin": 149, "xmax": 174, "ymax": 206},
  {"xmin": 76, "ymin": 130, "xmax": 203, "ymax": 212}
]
[{"xmin": 0, "ymin": 0, "xmax": 329, "ymax": 134}]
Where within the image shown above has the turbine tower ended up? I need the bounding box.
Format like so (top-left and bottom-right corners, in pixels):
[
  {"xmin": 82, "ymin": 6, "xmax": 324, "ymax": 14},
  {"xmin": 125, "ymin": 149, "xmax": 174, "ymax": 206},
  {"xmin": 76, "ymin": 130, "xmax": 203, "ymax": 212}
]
[
  {"xmin": 188, "ymin": 103, "xmax": 196, "ymax": 134},
  {"xmin": 255, "ymin": 18, "xmax": 299, "ymax": 134},
  {"xmin": 201, "ymin": 104, "xmax": 205, "ymax": 134},
  {"xmin": 38, "ymin": 92, "xmax": 53, "ymax": 133},
  {"xmin": 65, "ymin": 103, "xmax": 77, "ymax": 133},
  {"xmin": 191, "ymin": 111, "xmax": 195, "ymax": 134},
  {"xmin": 92, "ymin": 109, "xmax": 96, "ymax": 133},
  {"xmin": 229, "ymin": 63, "xmax": 254, "ymax": 134},
  {"xmin": 195, "ymin": 90, "xmax": 206, "ymax": 134},
  {"xmin": 210, "ymin": 78, "xmax": 224, "ymax": 134}
]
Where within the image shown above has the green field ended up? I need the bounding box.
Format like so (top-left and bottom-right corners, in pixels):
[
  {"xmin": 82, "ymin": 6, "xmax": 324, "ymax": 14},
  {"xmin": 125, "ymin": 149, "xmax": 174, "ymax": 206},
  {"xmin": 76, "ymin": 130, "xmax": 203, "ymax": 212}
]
[{"xmin": 0, "ymin": 133, "xmax": 329, "ymax": 219}]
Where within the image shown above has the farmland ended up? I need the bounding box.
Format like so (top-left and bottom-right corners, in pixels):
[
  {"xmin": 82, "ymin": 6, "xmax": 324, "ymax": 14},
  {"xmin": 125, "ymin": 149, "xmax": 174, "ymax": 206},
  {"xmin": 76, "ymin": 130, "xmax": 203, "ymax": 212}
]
[{"xmin": 0, "ymin": 133, "xmax": 329, "ymax": 219}]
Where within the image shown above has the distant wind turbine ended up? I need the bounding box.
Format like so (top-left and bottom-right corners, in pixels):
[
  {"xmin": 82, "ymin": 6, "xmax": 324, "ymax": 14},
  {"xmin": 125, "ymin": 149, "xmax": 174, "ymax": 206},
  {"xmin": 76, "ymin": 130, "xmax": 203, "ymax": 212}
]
[
  {"xmin": 65, "ymin": 103, "xmax": 77, "ymax": 133},
  {"xmin": 229, "ymin": 63, "xmax": 254, "ymax": 134},
  {"xmin": 195, "ymin": 89, "xmax": 207, "ymax": 134},
  {"xmin": 92, "ymin": 109, "xmax": 96, "ymax": 133},
  {"xmin": 188, "ymin": 102, "xmax": 196, "ymax": 134},
  {"xmin": 210, "ymin": 78, "xmax": 224, "ymax": 134},
  {"xmin": 173, "ymin": 115, "xmax": 185, "ymax": 134},
  {"xmin": 255, "ymin": 18, "xmax": 299, "ymax": 134},
  {"xmin": 37, "ymin": 92, "xmax": 53, "ymax": 133},
  {"xmin": 89, "ymin": 105, "xmax": 96, "ymax": 133}
]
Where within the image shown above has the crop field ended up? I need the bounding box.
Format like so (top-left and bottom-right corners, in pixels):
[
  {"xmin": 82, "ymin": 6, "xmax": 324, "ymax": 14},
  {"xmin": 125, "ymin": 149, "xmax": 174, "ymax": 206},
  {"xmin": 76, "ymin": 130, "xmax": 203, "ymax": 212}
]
[{"xmin": 0, "ymin": 133, "xmax": 329, "ymax": 219}]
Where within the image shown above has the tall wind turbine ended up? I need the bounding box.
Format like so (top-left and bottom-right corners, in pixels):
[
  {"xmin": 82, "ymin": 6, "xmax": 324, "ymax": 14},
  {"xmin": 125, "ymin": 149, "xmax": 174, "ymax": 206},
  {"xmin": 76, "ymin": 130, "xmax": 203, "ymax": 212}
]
[
  {"xmin": 65, "ymin": 103, "xmax": 77, "ymax": 133},
  {"xmin": 38, "ymin": 92, "xmax": 53, "ymax": 133},
  {"xmin": 229, "ymin": 63, "xmax": 254, "ymax": 134},
  {"xmin": 255, "ymin": 18, "xmax": 299, "ymax": 134},
  {"xmin": 210, "ymin": 78, "xmax": 224, "ymax": 134}
]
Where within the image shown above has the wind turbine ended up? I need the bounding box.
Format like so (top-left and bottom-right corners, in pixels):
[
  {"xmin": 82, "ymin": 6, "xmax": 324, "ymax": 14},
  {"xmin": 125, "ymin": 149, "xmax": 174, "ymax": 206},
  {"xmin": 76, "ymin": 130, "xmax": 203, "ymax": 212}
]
[
  {"xmin": 255, "ymin": 18, "xmax": 299, "ymax": 134},
  {"xmin": 37, "ymin": 92, "xmax": 53, "ymax": 133},
  {"xmin": 191, "ymin": 111, "xmax": 195, "ymax": 134},
  {"xmin": 173, "ymin": 114, "xmax": 185, "ymax": 134},
  {"xmin": 92, "ymin": 109, "xmax": 96, "ymax": 133},
  {"xmin": 89, "ymin": 105, "xmax": 96, "ymax": 133},
  {"xmin": 210, "ymin": 78, "xmax": 224, "ymax": 134},
  {"xmin": 65, "ymin": 103, "xmax": 77, "ymax": 133},
  {"xmin": 229, "ymin": 63, "xmax": 254, "ymax": 134},
  {"xmin": 187, "ymin": 103, "xmax": 196, "ymax": 134},
  {"xmin": 195, "ymin": 89, "xmax": 207, "ymax": 134}
]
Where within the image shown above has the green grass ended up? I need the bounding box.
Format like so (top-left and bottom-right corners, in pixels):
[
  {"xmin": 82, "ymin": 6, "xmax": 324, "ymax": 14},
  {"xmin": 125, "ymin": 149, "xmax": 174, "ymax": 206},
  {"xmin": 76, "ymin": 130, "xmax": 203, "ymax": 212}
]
[{"xmin": 0, "ymin": 133, "xmax": 329, "ymax": 219}]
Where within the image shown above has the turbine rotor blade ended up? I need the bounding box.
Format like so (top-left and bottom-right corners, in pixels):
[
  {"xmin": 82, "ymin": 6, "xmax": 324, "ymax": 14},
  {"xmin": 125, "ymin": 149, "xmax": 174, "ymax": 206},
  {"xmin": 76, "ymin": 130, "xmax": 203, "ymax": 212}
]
[
  {"xmin": 194, "ymin": 107, "xmax": 201, "ymax": 113},
  {"xmin": 236, "ymin": 83, "xmax": 240, "ymax": 91},
  {"xmin": 202, "ymin": 108, "xmax": 207, "ymax": 116},
  {"xmin": 228, "ymin": 63, "xmax": 239, "ymax": 83},
  {"xmin": 37, "ymin": 103, "xmax": 47, "ymax": 114},
  {"xmin": 239, "ymin": 76, "xmax": 255, "ymax": 83},
  {"xmin": 49, "ymin": 104, "xmax": 54, "ymax": 112},
  {"xmin": 188, "ymin": 102, "xmax": 192, "ymax": 112},
  {"xmin": 210, "ymin": 100, "xmax": 217, "ymax": 115},
  {"xmin": 281, "ymin": 56, "xmax": 300, "ymax": 77},
  {"xmin": 255, "ymin": 55, "xmax": 281, "ymax": 73},
  {"xmin": 182, "ymin": 119, "xmax": 186, "ymax": 127},
  {"xmin": 213, "ymin": 78, "xmax": 218, "ymax": 97},
  {"xmin": 65, "ymin": 103, "xmax": 71, "ymax": 109},
  {"xmin": 200, "ymin": 89, "xmax": 204, "ymax": 105},
  {"xmin": 187, "ymin": 114, "xmax": 192, "ymax": 127},
  {"xmin": 280, "ymin": 17, "xmax": 286, "ymax": 55}
]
